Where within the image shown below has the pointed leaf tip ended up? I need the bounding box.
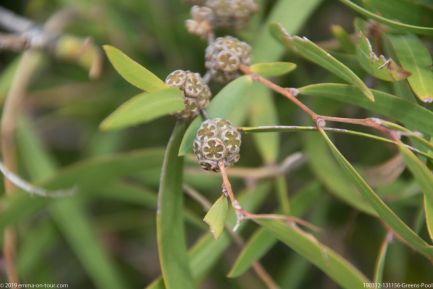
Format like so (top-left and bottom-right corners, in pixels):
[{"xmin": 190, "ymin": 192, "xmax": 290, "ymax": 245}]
[
  {"xmin": 103, "ymin": 45, "xmax": 167, "ymax": 92},
  {"xmin": 204, "ymin": 195, "xmax": 229, "ymax": 239}
]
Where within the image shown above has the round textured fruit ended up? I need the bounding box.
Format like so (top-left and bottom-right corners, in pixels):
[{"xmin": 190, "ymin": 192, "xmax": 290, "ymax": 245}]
[
  {"xmin": 205, "ymin": 0, "xmax": 258, "ymax": 29},
  {"xmin": 164, "ymin": 70, "xmax": 211, "ymax": 119},
  {"xmin": 205, "ymin": 36, "xmax": 251, "ymax": 83},
  {"xmin": 193, "ymin": 118, "xmax": 241, "ymax": 172}
]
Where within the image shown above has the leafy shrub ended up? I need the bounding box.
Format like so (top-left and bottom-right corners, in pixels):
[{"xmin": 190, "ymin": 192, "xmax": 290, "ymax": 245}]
[{"xmin": 0, "ymin": 1, "xmax": 433, "ymax": 289}]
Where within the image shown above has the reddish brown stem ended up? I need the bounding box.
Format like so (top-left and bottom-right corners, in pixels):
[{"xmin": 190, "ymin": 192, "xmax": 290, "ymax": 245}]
[
  {"xmin": 218, "ymin": 161, "xmax": 319, "ymax": 232},
  {"xmin": 239, "ymin": 64, "xmax": 399, "ymax": 141}
]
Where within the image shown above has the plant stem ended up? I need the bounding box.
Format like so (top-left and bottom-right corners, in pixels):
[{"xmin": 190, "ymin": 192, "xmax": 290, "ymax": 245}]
[
  {"xmin": 239, "ymin": 125, "xmax": 432, "ymax": 159},
  {"xmin": 239, "ymin": 64, "xmax": 401, "ymax": 141},
  {"xmin": 218, "ymin": 162, "xmax": 319, "ymax": 232},
  {"xmin": 183, "ymin": 183, "xmax": 280, "ymax": 289},
  {"xmin": 1, "ymin": 50, "xmax": 41, "ymax": 285}
]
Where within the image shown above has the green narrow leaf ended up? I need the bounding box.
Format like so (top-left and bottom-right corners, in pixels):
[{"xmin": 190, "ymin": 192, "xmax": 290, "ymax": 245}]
[
  {"xmin": 228, "ymin": 228, "xmax": 275, "ymax": 278},
  {"xmin": 203, "ymin": 195, "xmax": 229, "ymax": 239},
  {"xmin": 424, "ymin": 196, "xmax": 433, "ymax": 241},
  {"xmin": 252, "ymin": 0, "xmax": 323, "ymax": 62},
  {"xmin": 318, "ymin": 129, "xmax": 433, "ymax": 261},
  {"xmin": 146, "ymin": 183, "xmax": 272, "ymax": 289},
  {"xmin": 250, "ymin": 0, "xmax": 322, "ymax": 163},
  {"xmin": 275, "ymin": 176, "xmax": 290, "ymax": 214},
  {"xmin": 270, "ymin": 23, "xmax": 374, "ymax": 101},
  {"xmin": 228, "ymin": 182, "xmax": 324, "ymax": 278},
  {"xmin": 256, "ymin": 219, "xmax": 369, "ymax": 289},
  {"xmin": 298, "ymin": 83, "xmax": 433, "ymax": 137},
  {"xmin": 51, "ymin": 198, "xmax": 128, "ymax": 289},
  {"xmin": 398, "ymin": 144, "xmax": 433, "ymax": 241},
  {"xmin": 100, "ymin": 88, "xmax": 184, "ymax": 131},
  {"xmin": 374, "ymin": 233, "xmax": 392, "ymax": 284},
  {"xmin": 386, "ymin": 34, "xmax": 433, "ymax": 103},
  {"xmin": 356, "ymin": 32, "xmax": 410, "ymax": 81},
  {"xmin": 178, "ymin": 76, "xmax": 252, "ymax": 156},
  {"xmin": 362, "ymin": 0, "xmax": 433, "ymax": 27},
  {"xmin": 249, "ymin": 83, "xmax": 279, "ymax": 163},
  {"xmin": 331, "ymin": 25, "xmax": 356, "ymax": 53},
  {"xmin": 103, "ymin": 45, "xmax": 167, "ymax": 92},
  {"xmin": 250, "ymin": 62, "xmax": 297, "ymax": 77},
  {"xmin": 16, "ymin": 114, "xmax": 128, "ymax": 289},
  {"xmin": 339, "ymin": 0, "xmax": 433, "ymax": 36},
  {"xmin": 41, "ymin": 148, "xmax": 165, "ymax": 190},
  {"xmin": 157, "ymin": 121, "xmax": 195, "ymax": 289},
  {"xmin": 304, "ymin": 132, "xmax": 376, "ymax": 215}
]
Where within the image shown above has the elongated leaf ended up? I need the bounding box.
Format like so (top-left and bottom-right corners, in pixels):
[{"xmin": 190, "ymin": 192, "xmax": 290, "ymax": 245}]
[
  {"xmin": 304, "ymin": 132, "xmax": 376, "ymax": 215},
  {"xmin": 178, "ymin": 76, "xmax": 252, "ymax": 156},
  {"xmin": 228, "ymin": 181, "xmax": 324, "ymax": 278},
  {"xmin": 100, "ymin": 88, "xmax": 184, "ymax": 130},
  {"xmin": 250, "ymin": 62, "xmax": 296, "ymax": 77},
  {"xmin": 424, "ymin": 196, "xmax": 433, "ymax": 242},
  {"xmin": 256, "ymin": 219, "xmax": 369, "ymax": 289},
  {"xmin": 103, "ymin": 45, "xmax": 167, "ymax": 92},
  {"xmin": 252, "ymin": 0, "xmax": 323, "ymax": 62},
  {"xmin": 51, "ymin": 198, "xmax": 128, "ymax": 289},
  {"xmin": 203, "ymin": 195, "xmax": 229, "ymax": 239},
  {"xmin": 331, "ymin": 25, "xmax": 356, "ymax": 53},
  {"xmin": 270, "ymin": 23, "xmax": 374, "ymax": 101},
  {"xmin": 17, "ymin": 115, "xmax": 128, "ymax": 289},
  {"xmin": 363, "ymin": 0, "xmax": 433, "ymax": 27},
  {"xmin": 41, "ymin": 148, "xmax": 164, "ymax": 190},
  {"xmin": 146, "ymin": 183, "xmax": 271, "ymax": 289},
  {"xmin": 398, "ymin": 144, "xmax": 433, "ymax": 241},
  {"xmin": 157, "ymin": 121, "xmax": 194, "ymax": 289},
  {"xmin": 356, "ymin": 33, "xmax": 410, "ymax": 81},
  {"xmin": 386, "ymin": 34, "xmax": 433, "ymax": 103},
  {"xmin": 374, "ymin": 233, "xmax": 392, "ymax": 284},
  {"xmin": 339, "ymin": 0, "xmax": 433, "ymax": 35},
  {"xmin": 228, "ymin": 227, "xmax": 275, "ymax": 278},
  {"xmin": 299, "ymin": 83, "xmax": 433, "ymax": 137},
  {"xmin": 319, "ymin": 129, "xmax": 433, "ymax": 261},
  {"xmin": 249, "ymin": 84, "xmax": 279, "ymax": 163}
]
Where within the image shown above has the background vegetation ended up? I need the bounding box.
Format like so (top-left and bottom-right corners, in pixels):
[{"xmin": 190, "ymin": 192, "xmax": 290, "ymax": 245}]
[{"xmin": 0, "ymin": 0, "xmax": 433, "ymax": 288}]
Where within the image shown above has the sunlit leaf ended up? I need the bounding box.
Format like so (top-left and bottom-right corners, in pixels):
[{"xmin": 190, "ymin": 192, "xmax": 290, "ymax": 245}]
[
  {"xmin": 386, "ymin": 34, "xmax": 433, "ymax": 103},
  {"xmin": 203, "ymin": 195, "xmax": 229, "ymax": 239},
  {"xmin": 100, "ymin": 88, "xmax": 184, "ymax": 130},
  {"xmin": 103, "ymin": 45, "xmax": 167, "ymax": 92},
  {"xmin": 250, "ymin": 62, "xmax": 296, "ymax": 77}
]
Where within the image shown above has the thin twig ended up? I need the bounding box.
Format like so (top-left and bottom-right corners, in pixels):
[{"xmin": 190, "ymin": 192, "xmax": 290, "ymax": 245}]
[
  {"xmin": 183, "ymin": 184, "xmax": 212, "ymax": 210},
  {"xmin": 239, "ymin": 125, "xmax": 432, "ymax": 160},
  {"xmin": 218, "ymin": 162, "xmax": 319, "ymax": 232},
  {"xmin": 239, "ymin": 64, "xmax": 401, "ymax": 142},
  {"xmin": 1, "ymin": 50, "xmax": 41, "ymax": 285},
  {"xmin": 182, "ymin": 183, "xmax": 280, "ymax": 289},
  {"xmin": 186, "ymin": 152, "xmax": 305, "ymax": 181}
]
